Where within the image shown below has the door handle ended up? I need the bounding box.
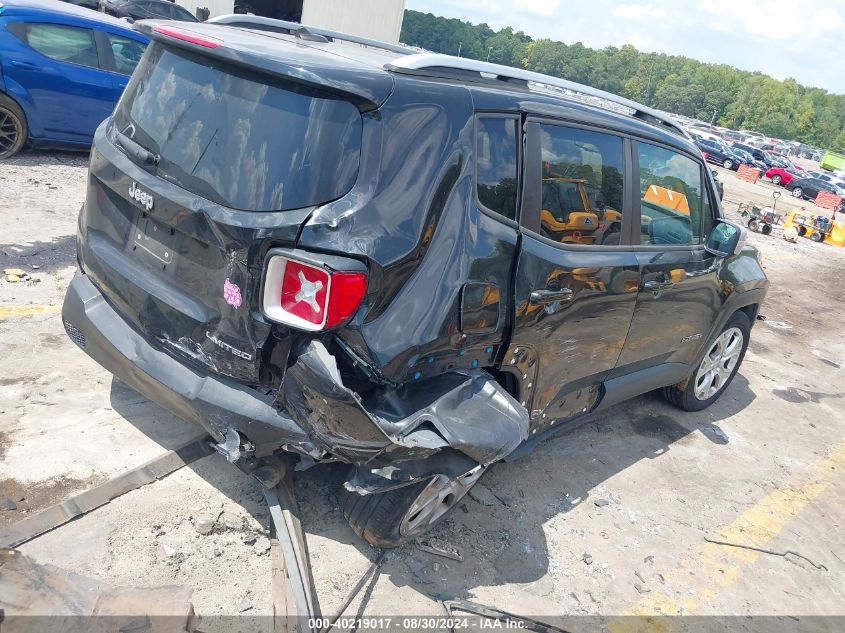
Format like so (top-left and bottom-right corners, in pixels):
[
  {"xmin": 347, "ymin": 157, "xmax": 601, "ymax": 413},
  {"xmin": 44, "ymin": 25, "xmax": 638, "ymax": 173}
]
[
  {"xmin": 9, "ymin": 60, "xmax": 42, "ymax": 70},
  {"xmin": 642, "ymin": 279, "xmax": 674, "ymax": 291},
  {"xmin": 530, "ymin": 288, "xmax": 573, "ymax": 304}
]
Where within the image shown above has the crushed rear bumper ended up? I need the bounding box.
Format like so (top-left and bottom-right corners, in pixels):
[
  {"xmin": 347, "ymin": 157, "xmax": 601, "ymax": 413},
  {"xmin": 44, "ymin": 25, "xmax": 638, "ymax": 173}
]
[
  {"xmin": 62, "ymin": 271, "xmax": 311, "ymax": 457},
  {"xmin": 62, "ymin": 271, "xmax": 529, "ymax": 484}
]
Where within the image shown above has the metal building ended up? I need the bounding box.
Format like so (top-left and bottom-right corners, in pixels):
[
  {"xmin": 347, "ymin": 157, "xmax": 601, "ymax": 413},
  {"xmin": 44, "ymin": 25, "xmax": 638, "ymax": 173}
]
[{"xmin": 180, "ymin": 0, "xmax": 407, "ymax": 43}]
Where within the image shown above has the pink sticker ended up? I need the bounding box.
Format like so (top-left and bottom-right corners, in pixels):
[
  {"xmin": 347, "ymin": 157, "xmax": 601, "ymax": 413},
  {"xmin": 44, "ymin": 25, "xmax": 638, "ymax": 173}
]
[{"xmin": 223, "ymin": 278, "xmax": 242, "ymax": 309}]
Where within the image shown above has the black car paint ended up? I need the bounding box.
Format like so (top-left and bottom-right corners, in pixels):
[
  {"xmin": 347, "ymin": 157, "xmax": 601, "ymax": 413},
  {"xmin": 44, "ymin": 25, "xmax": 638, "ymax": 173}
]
[
  {"xmin": 63, "ymin": 23, "xmax": 768, "ymax": 490},
  {"xmin": 103, "ymin": 0, "xmax": 198, "ymax": 22},
  {"xmin": 787, "ymin": 177, "xmax": 845, "ymax": 211}
]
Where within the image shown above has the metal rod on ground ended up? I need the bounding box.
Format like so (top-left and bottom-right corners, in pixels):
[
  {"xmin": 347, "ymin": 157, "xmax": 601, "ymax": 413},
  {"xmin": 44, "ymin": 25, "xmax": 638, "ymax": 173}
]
[
  {"xmin": 0, "ymin": 433, "xmax": 212, "ymax": 548},
  {"xmin": 321, "ymin": 550, "xmax": 385, "ymax": 633},
  {"xmin": 260, "ymin": 455, "xmax": 321, "ymax": 633}
]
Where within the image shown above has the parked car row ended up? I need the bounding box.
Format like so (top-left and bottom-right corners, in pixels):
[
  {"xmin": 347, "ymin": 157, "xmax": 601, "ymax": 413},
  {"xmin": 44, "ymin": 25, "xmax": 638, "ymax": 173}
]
[{"xmin": 0, "ymin": 0, "xmax": 151, "ymax": 158}]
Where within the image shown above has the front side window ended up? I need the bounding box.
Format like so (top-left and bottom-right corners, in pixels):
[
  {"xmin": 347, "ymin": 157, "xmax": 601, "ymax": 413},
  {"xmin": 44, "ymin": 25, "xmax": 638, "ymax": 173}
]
[
  {"xmin": 476, "ymin": 117, "xmax": 518, "ymax": 221},
  {"xmin": 16, "ymin": 23, "xmax": 98, "ymax": 69},
  {"xmin": 535, "ymin": 124, "xmax": 625, "ymax": 246},
  {"xmin": 106, "ymin": 33, "xmax": 146, "ymax": 75},
  {"xmin": 637, "ymin": 142, "xmax": 703, "ymax": 246}
]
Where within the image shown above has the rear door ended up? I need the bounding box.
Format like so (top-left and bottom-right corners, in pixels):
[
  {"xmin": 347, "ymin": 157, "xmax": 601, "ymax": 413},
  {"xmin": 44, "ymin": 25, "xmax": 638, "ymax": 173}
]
[
  {"xmin": 505, "ymin": 120, "xmax": 640, "ymax": 427},
  {"xmin": 5, "ymin": 21, "xmax": 116, "ymax": 143},
  {"xmin": 615, "ymin": 140, "xmax": 721, "ymax": 374}
]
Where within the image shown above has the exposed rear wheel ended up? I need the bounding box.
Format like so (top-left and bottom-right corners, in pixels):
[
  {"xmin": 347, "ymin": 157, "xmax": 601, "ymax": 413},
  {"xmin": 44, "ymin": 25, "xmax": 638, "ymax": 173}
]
[
  {"xmin": 0, "ymin": 94, "xmax": 27, "ymax": 159},
  {"xmin": 341, "ymin": 466, "xmax": 484, "ymax": 547},
  {"xmin": 661, "ymin": 311, "xmax": 750, "ymax": 412}
]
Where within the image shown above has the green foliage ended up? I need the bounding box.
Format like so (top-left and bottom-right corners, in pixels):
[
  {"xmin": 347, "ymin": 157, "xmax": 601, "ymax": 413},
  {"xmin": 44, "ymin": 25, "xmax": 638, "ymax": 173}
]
[{"xmin": 401, "ymin": 10, "xmax": 845, "ymax": 151}]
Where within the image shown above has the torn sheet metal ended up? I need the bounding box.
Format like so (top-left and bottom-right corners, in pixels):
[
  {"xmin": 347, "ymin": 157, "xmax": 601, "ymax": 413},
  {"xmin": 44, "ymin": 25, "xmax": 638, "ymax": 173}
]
[
  {"xmin": 282, "ymin": 342, "xmax": 529, "ymax": 465},
  {"xmin": 0, "ymin": 548, "xmax": 193, "ymax": 633}
]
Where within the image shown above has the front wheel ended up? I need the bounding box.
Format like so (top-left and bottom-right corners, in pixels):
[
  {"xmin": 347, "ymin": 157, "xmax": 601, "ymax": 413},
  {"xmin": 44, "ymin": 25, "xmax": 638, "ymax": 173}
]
[
  {"xmin": 810, "ymin": 232, "xmax": 824, "ymax": 242},
  {"xmin": 661, "ymin": 311, "xmax": 750, "ymax": 412},
  {"xmin": 341, "ymin": 466, "xmax": 485, "ymax": 547},
  {"xmin": 723, "ymin": 159, "xmax": 733, "ymax": 170}
]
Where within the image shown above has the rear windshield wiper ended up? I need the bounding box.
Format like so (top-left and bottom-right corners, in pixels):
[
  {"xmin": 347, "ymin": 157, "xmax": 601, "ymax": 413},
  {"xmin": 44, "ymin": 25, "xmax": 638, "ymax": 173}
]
[{"xmin": 115, "ymin": 129, "xmax": 160, "ymax": 167}]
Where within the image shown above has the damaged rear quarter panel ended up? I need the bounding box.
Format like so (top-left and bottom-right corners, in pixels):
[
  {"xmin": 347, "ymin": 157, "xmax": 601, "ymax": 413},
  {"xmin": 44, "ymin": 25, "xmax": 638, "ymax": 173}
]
[{"xmin": 281, "ymin": 342, "xmax": 529, "ymax": 465}]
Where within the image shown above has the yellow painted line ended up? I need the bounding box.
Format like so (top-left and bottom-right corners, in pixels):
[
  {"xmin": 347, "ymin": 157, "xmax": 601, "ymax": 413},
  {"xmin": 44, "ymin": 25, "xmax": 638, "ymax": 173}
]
[
  {"xmin": 610, "ymin": 440, "xmax": 845, "ymax": 624},
  {"xmin": 0, "ymin": 305, "xmax": 61, "ymax": 319}
]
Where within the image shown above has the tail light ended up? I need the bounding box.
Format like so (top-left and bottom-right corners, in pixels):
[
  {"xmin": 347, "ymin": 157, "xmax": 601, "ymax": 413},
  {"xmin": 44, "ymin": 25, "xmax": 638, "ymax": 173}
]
[{"xmin": 262, "ymin": 256, "xmax": 366, "ymax": 331}]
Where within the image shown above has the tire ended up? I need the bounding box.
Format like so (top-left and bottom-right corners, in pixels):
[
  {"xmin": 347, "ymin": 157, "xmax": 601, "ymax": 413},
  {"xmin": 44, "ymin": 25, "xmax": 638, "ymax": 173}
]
[
  {"xmin": 341, "ymin": 467, "xmax": 484, "ymax": 547},
  {"xmin": 747, "ymin": 218, "xmax": 759, "ymax": 232},
  {"xmin": 772, "ymin": 175, "xmax": 781, "ymax": 185},
  {"xmin": 0, "ymin": 94, "xmax": 27, "ymax": 159},
  {"xmin": 797, "ymin": 226, "xmax": 807, "ymax": 237},
  {"xmin": 723, "ymin": 159, "xmax": 733, "ymax": 170},
  {"xmin": 661, "ymin": 311, "xmax": 750, "ymax": 412},
  {"xmin": 761, "ymin": 223, "xmax": 773, "ymax": 235},
  {"xmin": 791, "ymin": 187, "xmax": 803, "ymax": 198},
  {"xmin": 810, "ymin": 232, "xmax": 824, "ymax": 242}
]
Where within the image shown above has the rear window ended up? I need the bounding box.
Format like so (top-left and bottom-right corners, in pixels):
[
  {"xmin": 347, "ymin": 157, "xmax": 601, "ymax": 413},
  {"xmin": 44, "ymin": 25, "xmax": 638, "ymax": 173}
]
[{"xmin": 112, "ymin": 44, "xmax": 362, "ymax": 211}]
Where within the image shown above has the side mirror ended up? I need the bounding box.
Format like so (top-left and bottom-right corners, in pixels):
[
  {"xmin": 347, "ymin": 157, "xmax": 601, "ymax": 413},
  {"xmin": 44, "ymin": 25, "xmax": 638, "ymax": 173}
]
[{"xmin": 706, "ymin": 220, "xmax": 746, "ymax": 258}]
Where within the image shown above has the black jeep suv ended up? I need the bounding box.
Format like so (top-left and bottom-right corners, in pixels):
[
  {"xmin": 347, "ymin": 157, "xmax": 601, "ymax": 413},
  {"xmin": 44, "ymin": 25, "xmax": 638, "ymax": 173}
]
[{"xmin": 62, "ymin": 18, "xmax": 768, "ymax": 546}]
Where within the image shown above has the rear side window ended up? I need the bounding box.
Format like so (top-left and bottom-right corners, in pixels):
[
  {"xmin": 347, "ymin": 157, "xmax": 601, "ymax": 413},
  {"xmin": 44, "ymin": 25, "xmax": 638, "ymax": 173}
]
[
  {"xmin": 15, "ymin": 23, "xmax": 99, "ymax": 69},
  {"xmin": 534, "ymin": 124, "xmax": 625, "ymax": 247},
  {"xmin": 106, "ymin": 33, "xmax": 145, "ymax": 75},
  {"xmin": 112, "ymin": 44, "xmax": 362, "ymax": 211},
  {"xmin": 636, "ymin": 142, "xmax": 703, "ymax": 246},
  {"xmin": 476, "ymin": 117, "xmax": 518, "ymax": 221}
]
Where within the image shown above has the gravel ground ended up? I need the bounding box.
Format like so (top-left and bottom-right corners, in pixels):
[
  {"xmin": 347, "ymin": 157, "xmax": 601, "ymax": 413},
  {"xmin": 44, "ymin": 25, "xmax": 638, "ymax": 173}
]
[{"xmin": 1, "ymin": 148, "xmax": 844, "ymax": 626}]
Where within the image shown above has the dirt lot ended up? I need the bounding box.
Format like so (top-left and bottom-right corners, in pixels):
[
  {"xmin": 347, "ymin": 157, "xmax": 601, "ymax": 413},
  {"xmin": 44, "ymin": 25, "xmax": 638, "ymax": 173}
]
[{"xmin": 1, "ymin": 151, "xmax": 844, "ymax": 627}]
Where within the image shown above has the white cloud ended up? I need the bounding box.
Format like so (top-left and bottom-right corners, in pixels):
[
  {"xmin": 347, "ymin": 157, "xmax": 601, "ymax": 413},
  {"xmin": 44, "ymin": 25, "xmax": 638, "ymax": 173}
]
[
  {"xmin": 611, "ymin": 3, "xmax": 666, "ymax": 21},
  {"xmin": 512, "ymin": 0, "xmax": 561, "ymax": 17}
]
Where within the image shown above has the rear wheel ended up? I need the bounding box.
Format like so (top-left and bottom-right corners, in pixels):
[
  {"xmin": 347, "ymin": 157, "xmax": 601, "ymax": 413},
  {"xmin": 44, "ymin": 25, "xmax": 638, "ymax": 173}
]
[
  {"xmin": 0, "ymin": 94, "xmax": 27, "ymax": 159},
  {"xmin": 772, "ymin": 175, "xmax": 782, "ymax": 185},
  {"xmin": 761, "ymin": 223, "xmax": 773, "ymax": 235},
  {"xmin": 662, "ymin": 311, "xmax": 750, "ymax": 412},
  {"xmin": 747, "ymin": 218, "xmax": 759, "ymax": 232},
  {"xmin": 791, "ymin": 187, "xmax": 803, "ymax": 198},
  {"xmin": 341, "ymin": 467, "xmax": 484, "ymax": 547},
  {"xmin": 810, "ymin": 232, "xmax": 824, "ymax": 242},
  {"xmin": 723, "ymin": 159, "xmax": 733, "ymax": 170}
]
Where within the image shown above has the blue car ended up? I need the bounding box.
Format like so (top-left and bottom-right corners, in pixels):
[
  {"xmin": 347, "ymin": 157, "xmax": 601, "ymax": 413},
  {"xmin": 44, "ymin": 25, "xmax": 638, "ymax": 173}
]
[{"xmin": 0, "ymin": 0, "xmax": 148, "ymax": 158}]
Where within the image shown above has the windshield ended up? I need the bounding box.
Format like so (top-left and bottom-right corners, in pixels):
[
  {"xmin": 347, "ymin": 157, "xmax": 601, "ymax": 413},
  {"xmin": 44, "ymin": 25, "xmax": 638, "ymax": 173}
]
[{"xmin": 112, "ymin": 43, "xmax": 362, "ymax": 211}]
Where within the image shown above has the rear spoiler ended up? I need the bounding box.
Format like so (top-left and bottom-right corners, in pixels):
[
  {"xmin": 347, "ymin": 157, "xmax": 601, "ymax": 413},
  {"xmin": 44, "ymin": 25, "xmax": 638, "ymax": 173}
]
[{"xmin": 132, "ymin": 20, "xmax": 394, "ymax": 112}]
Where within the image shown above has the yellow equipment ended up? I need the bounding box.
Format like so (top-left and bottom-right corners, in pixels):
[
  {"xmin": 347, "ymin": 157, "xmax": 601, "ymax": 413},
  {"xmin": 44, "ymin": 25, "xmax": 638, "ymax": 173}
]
[{"xmin": 540, "ymin": 178, "xmax": 622, "ymax": 245}]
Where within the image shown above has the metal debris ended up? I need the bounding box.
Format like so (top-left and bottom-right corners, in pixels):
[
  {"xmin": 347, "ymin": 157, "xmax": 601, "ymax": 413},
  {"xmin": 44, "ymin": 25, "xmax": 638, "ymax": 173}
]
[
  {"xmin": 416, "ymin": 537, "xmax": 463, "ymax": 562},
  {"xmin": 582, "ymin": 553, "xmax": 593, "ymax": 565}
]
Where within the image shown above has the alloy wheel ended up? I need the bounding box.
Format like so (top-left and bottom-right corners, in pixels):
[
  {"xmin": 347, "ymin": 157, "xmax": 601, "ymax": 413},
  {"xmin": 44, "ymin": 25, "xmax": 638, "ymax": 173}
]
[
  {"xmin": 693, "ymin": 327, "xmax": 743, "ymax": 400},
  {"xmin": 0, "ymin": 107, "xmax": 23, "ymax": 158}
]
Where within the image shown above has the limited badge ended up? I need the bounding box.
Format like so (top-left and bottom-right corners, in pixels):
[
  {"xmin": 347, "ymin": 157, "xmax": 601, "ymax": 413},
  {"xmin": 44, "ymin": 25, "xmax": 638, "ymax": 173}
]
[{"xmin": 223, "ymin": 278, "xmax": 242, "ymax": 309}]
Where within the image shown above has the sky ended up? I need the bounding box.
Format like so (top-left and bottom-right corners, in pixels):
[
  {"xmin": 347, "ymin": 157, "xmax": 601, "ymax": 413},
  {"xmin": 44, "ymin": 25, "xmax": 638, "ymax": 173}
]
[{"xmin": 405, "ymin": 0, "xmax": 845, "ymax": 94}]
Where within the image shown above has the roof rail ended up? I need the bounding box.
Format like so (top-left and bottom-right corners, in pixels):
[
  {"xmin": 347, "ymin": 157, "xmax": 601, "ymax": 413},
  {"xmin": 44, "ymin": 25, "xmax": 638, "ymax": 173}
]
[
  {"xmin": 386, "ymin": 53, "xmax": 687, "ymax": 138},
  {"xmin": 207, "ymin": 15, "xmax": 414, "ymax": 56}
]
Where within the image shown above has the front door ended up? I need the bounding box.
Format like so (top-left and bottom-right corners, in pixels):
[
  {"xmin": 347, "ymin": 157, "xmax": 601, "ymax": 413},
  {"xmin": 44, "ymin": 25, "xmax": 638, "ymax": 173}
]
[
  {"xmin": 615, "ymin": 140, "xmax": 722, "ymax": 373},
  {"xmin": 505, "ymin": 120, "xmax": 640, "ymax": 430}
]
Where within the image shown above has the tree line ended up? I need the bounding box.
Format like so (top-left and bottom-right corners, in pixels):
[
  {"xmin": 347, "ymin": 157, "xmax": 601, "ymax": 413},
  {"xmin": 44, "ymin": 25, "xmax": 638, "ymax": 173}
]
[{"xmin": 400, "ymin": 10, "xmax": 845, "ymax": 152}]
